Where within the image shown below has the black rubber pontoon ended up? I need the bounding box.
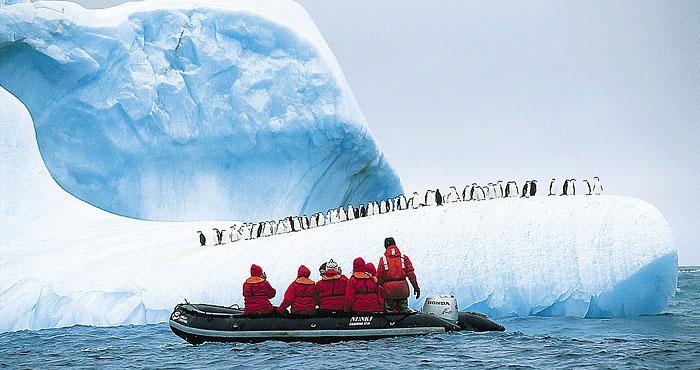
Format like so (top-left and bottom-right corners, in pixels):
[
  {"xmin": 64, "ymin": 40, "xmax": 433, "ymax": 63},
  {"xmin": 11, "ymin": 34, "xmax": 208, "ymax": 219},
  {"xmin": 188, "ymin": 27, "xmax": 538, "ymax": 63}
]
[{"xmin": 169, "ymin": 303, "xmax": 504, "ymax": 344}]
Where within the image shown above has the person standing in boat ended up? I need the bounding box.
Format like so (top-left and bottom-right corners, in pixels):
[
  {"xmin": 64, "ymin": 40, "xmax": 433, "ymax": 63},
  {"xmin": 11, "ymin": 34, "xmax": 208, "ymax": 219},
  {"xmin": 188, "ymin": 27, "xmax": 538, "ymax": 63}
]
[
  {"xmin": 377, "ymin": 237, "xmax": 420, "ymax": 313},
  {"xmin": 344, "ymin": 257, "xmax": 383, "ymax": 313},
  {"xmin": 316, "ymin": 259, "xmax": 348, "ymax": 313},
  {"xmin": 277, "ymin": 265, "xmax": 318, "ymax": 315},
  {"xmin": 242, "ymin": 264, "xmax": 276, "ymax": 315}
]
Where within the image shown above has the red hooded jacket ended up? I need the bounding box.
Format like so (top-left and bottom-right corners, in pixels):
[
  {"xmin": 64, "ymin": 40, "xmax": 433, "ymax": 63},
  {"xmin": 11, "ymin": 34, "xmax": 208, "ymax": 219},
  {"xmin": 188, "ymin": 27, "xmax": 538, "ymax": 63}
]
[
  {"xmin": 316, "ymin": 269, "xmax": 348, "ymax": 311},
  {"xmin": 344, "ymin": 258, "xmax": 383, "ymax": 313},
  {"xmin": 377, "ymin": 244, "xmax": 419, "ymax": 300},
  {"xmin": 277, "ymin": 265, "xmax": 318, "ymax": 315},
  {"xmin": 242, "ymin": 264, "xmax": 276, "ymax": 315},
  {"xmin": 364, "ymin": 262, "xmax": 384, "ymax": 308}
]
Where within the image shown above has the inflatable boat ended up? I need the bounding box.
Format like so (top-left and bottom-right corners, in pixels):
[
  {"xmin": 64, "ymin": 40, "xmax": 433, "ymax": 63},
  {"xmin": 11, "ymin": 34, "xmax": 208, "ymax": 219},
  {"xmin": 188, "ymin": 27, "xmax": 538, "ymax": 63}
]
[{"xmin": 169, "ymin": 295, "xmax": 504, "ymax": 344}]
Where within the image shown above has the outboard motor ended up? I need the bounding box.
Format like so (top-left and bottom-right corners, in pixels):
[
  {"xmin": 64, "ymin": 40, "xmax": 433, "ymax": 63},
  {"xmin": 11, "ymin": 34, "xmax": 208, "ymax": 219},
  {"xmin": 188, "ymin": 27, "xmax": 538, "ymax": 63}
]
[{"xmin": 421, "ymin": 295, "xmax": 458, "ymax": 323}]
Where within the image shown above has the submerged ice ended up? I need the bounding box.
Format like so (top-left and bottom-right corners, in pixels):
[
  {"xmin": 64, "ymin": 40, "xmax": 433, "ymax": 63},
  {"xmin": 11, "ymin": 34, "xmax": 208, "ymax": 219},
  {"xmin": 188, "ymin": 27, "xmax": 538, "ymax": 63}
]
[
  {"xmin": 0, "ymin": 0, "xmax": 678, "ymax": 333},
  {"xmin": 0, "ymin": 0, "xmax": 402, "ymax": 221}
]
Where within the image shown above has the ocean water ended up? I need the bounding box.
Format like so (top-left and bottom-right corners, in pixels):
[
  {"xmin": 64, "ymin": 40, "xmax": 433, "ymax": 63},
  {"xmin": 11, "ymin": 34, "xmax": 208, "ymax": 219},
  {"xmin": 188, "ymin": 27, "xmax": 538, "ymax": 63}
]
[{"xmin": 2, "ymin": 268, "xmax": 698, "ymax": 369}]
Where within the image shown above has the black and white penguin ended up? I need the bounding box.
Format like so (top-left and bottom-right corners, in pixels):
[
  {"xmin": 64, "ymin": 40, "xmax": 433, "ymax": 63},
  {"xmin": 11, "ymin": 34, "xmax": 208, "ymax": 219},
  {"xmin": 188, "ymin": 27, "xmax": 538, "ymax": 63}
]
[
  {"xmin": 529, "ymin": 180, "xmax": 537, "ymax": 197},
  {"xmin": 478, "ymin": 186, "xmax": 487, "ymax": 200},
  {"xmin": 411, "ymin": 192, "xmax": 421, "ymax": 208},
  {"xmin": 485, "ymin": 183, "xmax": 494, "ymax": 199},
  {"xmin": 347, "ymin": 205, "xmax": 356, "ymax": 221},
  {"xmin": 462, "ymin": 184, "xmax": 472, "ymax": 201},
  {"xmin": 446, "ymin": 186, "xmax": 460, "ymax": 203},
  {"xmin": 261, "ymin": 222, "xmax": 271, "ymax": 237},
  {"xmin": 197, "ymin": 231, "xmax": 206, "ymax": 246},
  {"xmin": 338, "ymin": 207, "xmax": 348, "ymax": 221},
  {"xmin": 497, "ymin": 181, "xmax": 505, "ymax": 198},
  {"xmin": 354, "ymin": 205, "xmax": 360, "ymax": 219},
  {"xmin": 560, "ymin": 180, "xmax": 569, "ymax": 196},
  {"xmin": 213, "ymin": 228, "xmax": 225, "ymax": 245},
  {"xmin": 359, "ymin": 204, "xmax": 367, "ymax": 217},
  {"xmin": 583, "ymin": 179, "xmax": 592, "ymax": 195},
  {"xmin": 269, "ymin": 220, "xmax": 278, "ymax": 235},
  {"xmin": 592, "ymin": 176, "xmax": 603, "ymax": 195},
  {"xmin": 435, "ymin": 189, "xmax": 443, "ymax": 206},
  {"xmin": 520, "ymin": 182, "xmax": 529, "ymax": 198},
  {"xmin": 570, "ymin": 179, "xmax": 576, "ymax": 195},
  {"xmin": 302, "ymin": 215, "xmax": 310, "ymax": 229},
  {"xmin": 256, "ymin": 223, "xmax": 264, "ymax": 238},
  {"xmin": 505, "ymin": 181, "xmax": 519, "ymax": 198},
  {"xmin": 230, "ymin": 225, "xmax": 241, "ymax": 242},
  {"xmin": 470, "ymin": 183, "xmax": 478, "ymax": 200},
  {"xmin": 549, "ymin": 178, "xmax": 556, "ymax": 196}
]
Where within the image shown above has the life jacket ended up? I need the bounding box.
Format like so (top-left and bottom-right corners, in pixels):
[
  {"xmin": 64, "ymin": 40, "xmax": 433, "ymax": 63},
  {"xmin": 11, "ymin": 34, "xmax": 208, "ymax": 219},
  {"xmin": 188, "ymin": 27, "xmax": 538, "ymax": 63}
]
[{"xmin": 380, "ymin": 246, "xmax": 408, "ymax": 282}]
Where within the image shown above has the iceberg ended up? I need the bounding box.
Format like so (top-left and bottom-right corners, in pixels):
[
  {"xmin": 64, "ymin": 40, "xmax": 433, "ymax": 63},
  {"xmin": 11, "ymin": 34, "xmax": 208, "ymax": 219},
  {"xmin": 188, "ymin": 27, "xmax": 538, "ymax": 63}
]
[
  {"xmin": 0, "ymin": 0, "xmax": 677, "ymax": 333},
  {"xmin": 0, "ymin": 0, "xmax": 402, "ymax": 221},
  {"xmin": 1, "ymin": 85, "xmax": 677, "ymax": 332}
]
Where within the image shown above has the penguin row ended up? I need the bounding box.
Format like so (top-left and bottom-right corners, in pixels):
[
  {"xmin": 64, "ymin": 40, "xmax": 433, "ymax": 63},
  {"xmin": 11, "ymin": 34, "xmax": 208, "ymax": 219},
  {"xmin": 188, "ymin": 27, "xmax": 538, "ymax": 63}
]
[
  {"xmin": 195, "ymin": 176, "xmax": 603, "ymax": 246},
  {"xmin": 196, "ymin": 194, "xmax": 411, "ymax": 246}
]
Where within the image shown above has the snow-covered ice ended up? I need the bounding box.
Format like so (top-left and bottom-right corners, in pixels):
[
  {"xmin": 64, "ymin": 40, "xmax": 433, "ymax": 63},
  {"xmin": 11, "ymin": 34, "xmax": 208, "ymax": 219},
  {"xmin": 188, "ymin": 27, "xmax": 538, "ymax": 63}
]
[
  {"xmin": 0, "ymin": 0, "xmax": 678, "ymax": 333},
  {"xmin": 0, "ymin": 0, "xmax": 402, "ymax": 221}
]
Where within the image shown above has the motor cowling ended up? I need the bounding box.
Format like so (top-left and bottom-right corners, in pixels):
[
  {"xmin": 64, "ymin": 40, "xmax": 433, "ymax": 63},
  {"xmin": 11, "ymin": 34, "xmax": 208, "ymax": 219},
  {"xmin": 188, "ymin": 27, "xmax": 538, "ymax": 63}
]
[{"xmin": 421, "ymin": 295, "xmax": 459, "ymax": 323}]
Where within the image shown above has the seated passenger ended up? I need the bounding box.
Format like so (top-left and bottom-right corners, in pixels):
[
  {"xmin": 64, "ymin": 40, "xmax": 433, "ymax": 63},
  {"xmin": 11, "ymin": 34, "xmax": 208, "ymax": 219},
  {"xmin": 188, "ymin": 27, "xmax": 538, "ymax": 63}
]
[
  {"xmin": 365, "ymin": 262, "xmax": 384, "ymax": 309},
  {"xmin": 243, "ymin": 264, "xmax": 276, "ymax": 315},
  {"xmin": 316, "ymin": 259, "xmax": 348, "ymax": 312},
  {"xmin": 344, "ymin": 257, "xmax": 383, "ymax": 313},
  {"xmin": 277, "ymin": 265, "xmax": 318, "ymax": 315}
]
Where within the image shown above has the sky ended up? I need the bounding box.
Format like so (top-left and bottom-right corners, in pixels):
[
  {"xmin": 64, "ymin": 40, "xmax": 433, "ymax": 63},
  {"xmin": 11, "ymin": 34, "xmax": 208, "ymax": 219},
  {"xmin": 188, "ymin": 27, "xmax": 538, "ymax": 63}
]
[{"xmin": 30, "ymin": 0, "xmax": 700, "ymax": 265}]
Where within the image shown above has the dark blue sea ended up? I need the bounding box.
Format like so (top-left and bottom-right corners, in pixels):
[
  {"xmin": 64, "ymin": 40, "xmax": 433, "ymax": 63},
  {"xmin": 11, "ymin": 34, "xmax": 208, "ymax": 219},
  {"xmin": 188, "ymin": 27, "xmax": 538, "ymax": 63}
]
[{"xmin": 2, "ymin": 268, "xmax": 699, "ymax": 369}]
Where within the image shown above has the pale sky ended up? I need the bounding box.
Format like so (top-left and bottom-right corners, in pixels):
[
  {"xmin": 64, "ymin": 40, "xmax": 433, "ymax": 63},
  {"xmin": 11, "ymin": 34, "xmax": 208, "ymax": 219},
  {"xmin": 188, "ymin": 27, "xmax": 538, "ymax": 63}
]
[{"xmin": 30, "ymin": 0, "xmax": 700, "ymax": 264}]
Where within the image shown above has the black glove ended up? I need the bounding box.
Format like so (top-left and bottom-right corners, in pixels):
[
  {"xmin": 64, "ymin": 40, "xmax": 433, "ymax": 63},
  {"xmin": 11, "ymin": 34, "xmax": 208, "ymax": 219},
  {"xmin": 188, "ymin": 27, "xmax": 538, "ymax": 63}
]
[{"xmin": 414, "ymin": 287, "xmax": 421, "ymax": 299}]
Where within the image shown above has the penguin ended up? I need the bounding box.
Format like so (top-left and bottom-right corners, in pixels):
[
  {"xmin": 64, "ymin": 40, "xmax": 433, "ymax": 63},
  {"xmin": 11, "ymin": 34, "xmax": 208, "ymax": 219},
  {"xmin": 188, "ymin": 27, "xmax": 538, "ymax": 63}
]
[
  {"xmin": 197, "ymin": 231, "xmax": 206, "ymax": 246},
  {"xmin": 326, "ymin": 210, "xmax": 333, "ymax": 224},
  {"xmin": 506, "ymin": 181, "xmax": 519, "ymax": 198},
  {"xmin": 359, "ymin": 204, "xmax": 367, "ymax": 217},
  {"xmin": 549, "ymin": 178, "xmax": 556, "ymax": 196},
  {"xmin": 446, "ymin": 186, "xmax": 460, "ymax": 203},
  {"xmin": 213, "ymin": 228, "xmax": 225, "ymax": 245},
  {"xmin": 302, "ymin": 215, "xmax": 310, "ymax": 229},
  {"xmin": 292, "ymin": 217, "xmax": 303, "ymax": 231},
  {"xmin": 261, "ymin": 222, "xmax": 271, "ymax": 237},
  {"xmin": 592, "ymin": 176, "xmax": 603, "ymax": 195},
  {"xmin": 560, "ymin": 179, "xmax": 569, "ymax": 196},
  {"xmin": 485, "ymin": 184, "xmax": 494, "ymax": 199},
  {"xmin": 338, "ymin": 207, "xmax": 347, "ymax": 221},
  {"xmin": 462, "ymin": 184, "xmax": 472, "ymax": 201},
  {"xmin": 497, "ymin": 181, "xmax": 505, "ymax": 198},
  {"xmin": 521, "ymin": 181, "xmax": 530, "ymax": 198},
  {"xmin": 318, "ymin": 212, "xmax": 326, "ymax": 226},
  {"xmin": 389, "ymin": 198, "xmax": 396, "ymax": 212},
  {"xmin": 399, "ymin": 194, "xmax": 408, "ymax": 209},
  {"xmin": 529, "ymin": 180, "xmax": 537, "ymax": 197},
  {"xmin": 354, "ymin": 205, "xmax": 360, "ymax": 218},
  {"xmin": 435, "ymin": 189, "xmax": 443, "ymax": 206},
  {"xmin": 422, "ymin": 190, "xmax": 432, "ymax": 206},
  {"xmin": 583, "ymin": 180, "xmax": 592, "ymax": 195},
  {"xmin": 379, "ymin": 200, "xmax": 387, "ymax": 213},
  {"xmin": 347, "ymin": 205, "xmax": 356, "ymax": 220},
  {"xmin": 373, "ymin": 202, "xmax": 380, "ymax": 215},
  {"xmin": 256, "ymin": 223, "xmax": 264, "ymax": 238},
  {"xmin": 230, "ymin": 225, "xmax": 241, "ymax": 242},
  {"xmin": 276, "ymin": 220, "xmax": 287, "ymax": 234},
  {"xmin": 411, "ymin": 192, "xmax": 421, "ymax": 209},
  {"xmin": 478, "ymin": 186, "xmax": 487, "ymax": 200},
  {"xmin": 269, "ymin": 220, "xmax": 278, "ymax": 235},
  {"xmin": 569, "ymin": 179, "xmax": 576, "ymax": 195}
]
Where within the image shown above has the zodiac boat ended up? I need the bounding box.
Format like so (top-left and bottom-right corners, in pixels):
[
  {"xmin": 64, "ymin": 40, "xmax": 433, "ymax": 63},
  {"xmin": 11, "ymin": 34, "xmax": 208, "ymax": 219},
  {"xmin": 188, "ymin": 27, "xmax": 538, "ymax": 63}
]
[{"xmin": 169, "ymin": 295, "xmax": 505, "ymax": 344}]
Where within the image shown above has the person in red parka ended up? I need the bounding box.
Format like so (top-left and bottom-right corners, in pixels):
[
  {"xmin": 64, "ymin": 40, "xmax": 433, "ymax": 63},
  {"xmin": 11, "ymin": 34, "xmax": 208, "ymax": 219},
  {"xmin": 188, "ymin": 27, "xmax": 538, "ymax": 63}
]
[
  {"xmin": 316, "ymin": 259, "xmax": 348, "ymax": 312},
  {"xmin": 277, "ymin": 265, "xmax": 318, "ymax": 315},
  {"xmin": 242, "ymin": 264, "xmax": 276, "ymax": 315},
  {"xmin": 364, "ymin": 262, "xmax": 385, "ymax": 309},
  {"xmin": 377, "ymin": 237, "xmax": 420, "ymax": 313},
  {"xmin": 344, "ymin": 257, "xmax": 383, "ymax": 313}
]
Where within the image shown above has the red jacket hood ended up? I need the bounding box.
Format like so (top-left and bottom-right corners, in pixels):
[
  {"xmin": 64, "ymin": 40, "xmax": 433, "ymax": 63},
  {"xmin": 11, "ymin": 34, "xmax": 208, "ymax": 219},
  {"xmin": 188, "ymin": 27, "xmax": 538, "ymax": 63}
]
[
  {"xmin": 297, "ymin": 265, "xmax": 311, "ymax": 278},
  {"xmin": 250, "ymin": 264, "xmax": 263, "ymax": 277},
  {"xmin": 353, "ymin": 257, "xmax": 366, "ymax": 272},
  {"xmin": 365, "ymin": 262, "xmax": 376, "ymax": 275}
]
